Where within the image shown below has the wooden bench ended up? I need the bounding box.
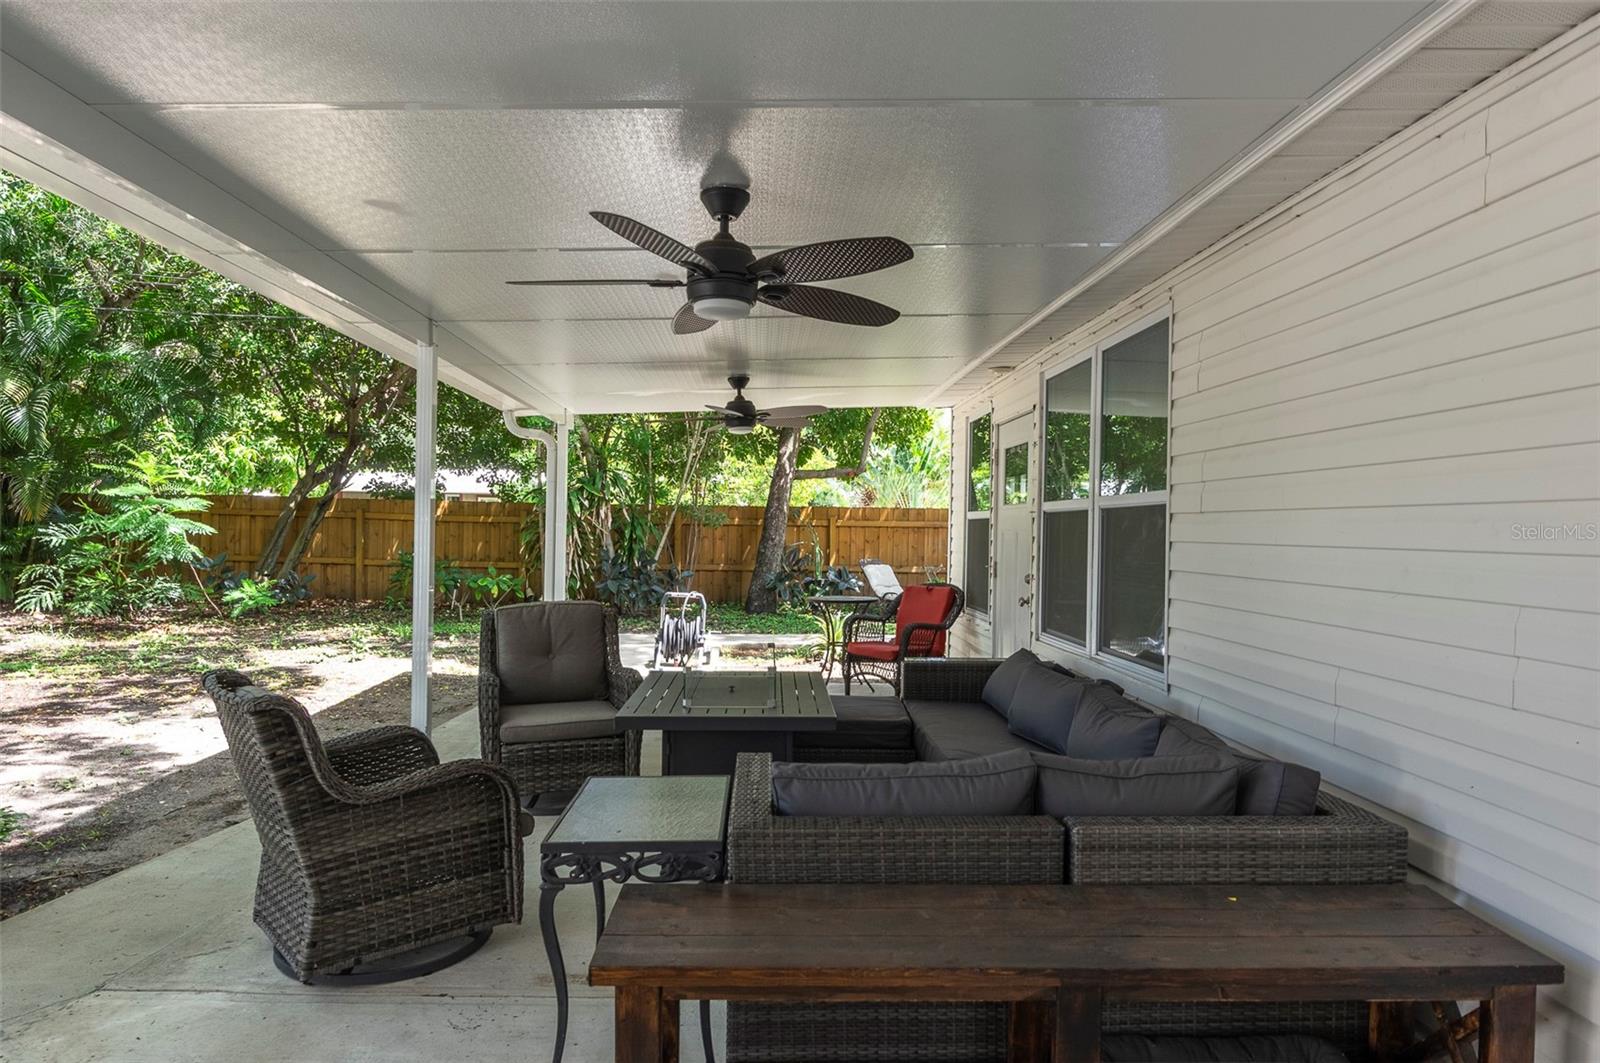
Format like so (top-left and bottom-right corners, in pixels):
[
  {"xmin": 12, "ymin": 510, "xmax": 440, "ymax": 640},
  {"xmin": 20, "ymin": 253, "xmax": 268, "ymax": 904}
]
[{"xmin": 588, "ymin": 882, "xmax": 1562, "ymax": 1063}]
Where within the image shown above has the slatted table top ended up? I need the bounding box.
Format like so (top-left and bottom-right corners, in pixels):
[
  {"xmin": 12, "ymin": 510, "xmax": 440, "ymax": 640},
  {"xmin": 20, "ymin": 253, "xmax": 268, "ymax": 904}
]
[
  {"xmin": 589, "ymin": 883, "xmax": 1564, "ymax": 999},
  {"xmin": 616, "ymin": 669, "xmax": 836, "ymax": 732}
]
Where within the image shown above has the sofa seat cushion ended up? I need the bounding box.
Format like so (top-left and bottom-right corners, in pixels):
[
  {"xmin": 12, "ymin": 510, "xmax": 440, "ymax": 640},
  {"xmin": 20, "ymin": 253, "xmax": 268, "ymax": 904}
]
[
  {"xmin": 794, "ymin": 696, "xmax": 913, "ymax": 751},
  {"xmin": 493, "ymin": 601, "xmax": 609, "ymax": 703},
  {"xmin": 845, "ymin": 639, "xmax": 900, "ymax": 662},
  {"xmin": 905, "ymin": 699, "xmax": 1042, "ymax": 761},
  {"xmin": 1102, "ymin": 1033, "xmax": 1348, "ymax": 1063},
  {"xmin": 499, "ymin": 700, "xmax": 618, "ymax": 744},
  {"xmin": 1034, "ymin": 753, "xmax": 1239, "ymax": 817},
  {"xmin": 771, "ymin": 749, "xmax": 1036, "ymax": 817}
]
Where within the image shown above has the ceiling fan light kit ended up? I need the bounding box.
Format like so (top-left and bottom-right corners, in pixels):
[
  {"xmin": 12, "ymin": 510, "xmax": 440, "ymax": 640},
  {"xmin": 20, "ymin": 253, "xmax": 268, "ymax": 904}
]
[{"xmin": 508, "ymin": 184, "xmax": 913, "ymax": 335}]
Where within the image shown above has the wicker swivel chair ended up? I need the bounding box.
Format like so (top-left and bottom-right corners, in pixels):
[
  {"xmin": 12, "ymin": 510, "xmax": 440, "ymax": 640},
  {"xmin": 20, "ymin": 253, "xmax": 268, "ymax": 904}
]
[
  {"xmin": 841, "ymin": 583, "xmax": 965, "ymax": 694},
  {"xmin": 478, "ymin": 601, "xmax": 642, "ymax": 805},
  {"xmin": 202, "ymin": 669, "xmax": 529, "ymax": 984}
]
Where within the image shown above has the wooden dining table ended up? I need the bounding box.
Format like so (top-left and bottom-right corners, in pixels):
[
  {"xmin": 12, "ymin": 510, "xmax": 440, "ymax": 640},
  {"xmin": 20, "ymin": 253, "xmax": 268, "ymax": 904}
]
[{"xmin": 589, "ymin": 882, "xmax": 1563, "ymax": 1063}]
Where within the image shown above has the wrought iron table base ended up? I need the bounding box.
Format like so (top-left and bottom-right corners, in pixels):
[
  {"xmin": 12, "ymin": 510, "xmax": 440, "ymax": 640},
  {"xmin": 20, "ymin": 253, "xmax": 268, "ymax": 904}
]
[{"xmin": 540, "ymin": 849, "xmax": 722, "ymax": 1063}]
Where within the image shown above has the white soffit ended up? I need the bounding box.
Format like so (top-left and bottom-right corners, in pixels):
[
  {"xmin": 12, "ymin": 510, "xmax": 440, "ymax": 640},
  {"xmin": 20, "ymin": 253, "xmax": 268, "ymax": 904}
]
[
  {"xmin": 0, "ymin": 1, "xmax": 1460, "ymax": 414},
  {"xmin": 929, "ymin": 0, "xmax": 1600, "ymax": 405}
]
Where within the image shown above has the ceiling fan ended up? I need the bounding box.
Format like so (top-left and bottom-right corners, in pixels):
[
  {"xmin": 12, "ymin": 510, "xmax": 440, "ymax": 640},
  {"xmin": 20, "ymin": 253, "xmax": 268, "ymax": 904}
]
[
  {"xmin": 706, "ymin": 374, "xmax": 824, "ymax": 435},
  {"xmin": 506, "ymin": 186, "xmax": 913, "ymax": 334}
]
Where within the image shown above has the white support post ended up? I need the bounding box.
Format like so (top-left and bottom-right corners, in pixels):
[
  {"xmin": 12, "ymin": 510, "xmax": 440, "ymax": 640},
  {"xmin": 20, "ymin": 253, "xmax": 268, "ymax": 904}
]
[
  {"xmin": 409, "ymin": 333, "xmax": 437, "ymax": 735},
  {"xmin": 548, "ymin": 416, "xmax": 570, "ymax": 601}
]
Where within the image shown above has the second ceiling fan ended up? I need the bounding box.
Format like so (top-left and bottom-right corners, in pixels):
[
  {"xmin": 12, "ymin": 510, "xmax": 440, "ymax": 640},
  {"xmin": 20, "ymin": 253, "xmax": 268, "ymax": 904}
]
[{"xmin": 507, "ymin": 185, "xmax": 913, "ymax": 334}]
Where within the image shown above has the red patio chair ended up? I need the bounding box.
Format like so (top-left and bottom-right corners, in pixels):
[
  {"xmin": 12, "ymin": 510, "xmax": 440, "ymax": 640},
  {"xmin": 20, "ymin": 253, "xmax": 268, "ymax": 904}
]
[{"xmin": 841, "ymin": 583, "xmax": 965, "ymax": 694}]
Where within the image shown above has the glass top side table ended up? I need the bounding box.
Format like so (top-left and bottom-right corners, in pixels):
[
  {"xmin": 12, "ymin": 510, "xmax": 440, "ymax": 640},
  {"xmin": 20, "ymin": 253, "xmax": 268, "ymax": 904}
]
[{"xmin": 539, "ymin": 774, "xmax": 730, "ymax": 1063}]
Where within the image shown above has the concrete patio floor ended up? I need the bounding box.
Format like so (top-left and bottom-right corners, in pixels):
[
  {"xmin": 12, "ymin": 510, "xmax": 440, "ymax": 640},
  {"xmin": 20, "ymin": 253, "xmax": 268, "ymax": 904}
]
[{"xmin": 2, "ymin": 639, "xmax": 858, "ymax": 1063}]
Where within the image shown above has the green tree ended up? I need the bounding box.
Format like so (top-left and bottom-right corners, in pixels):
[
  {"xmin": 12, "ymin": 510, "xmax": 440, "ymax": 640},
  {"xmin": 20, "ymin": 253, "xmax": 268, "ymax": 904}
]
[{"xmin": 741, "ymin": 407, "xmax": 933, "ymax": 613}]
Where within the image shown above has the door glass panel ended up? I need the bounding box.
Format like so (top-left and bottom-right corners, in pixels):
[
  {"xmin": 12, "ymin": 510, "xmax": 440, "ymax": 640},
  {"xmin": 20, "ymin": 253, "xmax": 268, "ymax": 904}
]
[
  {"xmin": 1041, "ymin": 509, "xmax": 1088, "ymax": 645},
  {"xmin": 1002, "ymin": 443, "xmax": 1029, "ymax": 505},
  {"xmin": 967, "ymin": 415, "xmax": 992, "ymax": 511},
  {"xmin": 1044, "ymin": 361, "xmax": 1092, "ymax": 501},
  {"xmin": 1099, "ymin": 504, "xmax": 1166, "ymax": 669},
  {"xmin": 965, "ymin": 516, "xmax": 990, "ymax": 613},
  {"xmin": 1099, "ymin": 320, "xmax": 1169, "ymax": 495}
]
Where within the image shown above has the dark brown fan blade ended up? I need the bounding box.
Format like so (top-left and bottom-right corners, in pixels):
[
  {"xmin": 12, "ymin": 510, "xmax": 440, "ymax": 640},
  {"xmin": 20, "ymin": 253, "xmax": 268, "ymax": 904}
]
[
  {"xmin": 758, "ymin": 284, "xmax": 900, "ymax": 327},
  {"xmin": 506, "ymin": 278, "xmax": 684, "ymax": 287},
  {"xmin": 704, "ymin": 404, "xmax": 743, "ymax": 417},
  {"xmin": 747, "ymin": 237, "xmax": 912, "ymax": 284},
  {"xmin": 590, "ymin": 212, "xmax": 716, "ymax": 273},
  {"xmin": 673, "ymin": 303, "xmax": 717, "ymax": 335}
]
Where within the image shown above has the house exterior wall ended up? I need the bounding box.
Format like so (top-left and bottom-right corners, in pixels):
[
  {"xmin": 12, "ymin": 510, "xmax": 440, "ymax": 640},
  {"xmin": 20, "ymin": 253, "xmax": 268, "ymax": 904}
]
[{"xmin": 946, "ymin": 21, "xmax": 1600, "ymax": 1060}]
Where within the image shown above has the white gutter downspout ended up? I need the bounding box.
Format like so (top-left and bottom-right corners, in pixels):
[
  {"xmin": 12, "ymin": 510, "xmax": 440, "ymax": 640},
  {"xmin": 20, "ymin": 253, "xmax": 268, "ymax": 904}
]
[
  {"xmin": 409, "ymin": 327, "xmax": 438, "ymax": 735},
  {"xmin": 502, "ymin": 409, "xmax": 569, "ymax": 601}
]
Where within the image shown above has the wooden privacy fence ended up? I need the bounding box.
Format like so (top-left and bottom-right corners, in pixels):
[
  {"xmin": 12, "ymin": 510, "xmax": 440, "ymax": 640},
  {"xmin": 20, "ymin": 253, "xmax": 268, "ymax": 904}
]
[{"xmin": 192, "ymin": 496, "xmax": 949, "ymax": 604}]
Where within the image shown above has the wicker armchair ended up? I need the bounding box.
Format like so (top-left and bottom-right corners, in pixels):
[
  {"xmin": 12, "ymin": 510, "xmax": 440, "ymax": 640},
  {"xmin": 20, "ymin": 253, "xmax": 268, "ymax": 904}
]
[
  {"xmin": 478, "ymin": 601, "xmax": 641, "ymax": 804},
  {"xmin": 842, "ymin": 582, "xmax": 964, "ymax": 694},
  {"xmin": 202, "ymin": 669, "xmax": 529, "ymax": 984}
]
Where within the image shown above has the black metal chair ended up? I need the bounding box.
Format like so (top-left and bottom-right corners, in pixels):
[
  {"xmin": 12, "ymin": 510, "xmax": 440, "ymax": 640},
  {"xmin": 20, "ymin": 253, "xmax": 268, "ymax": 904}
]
[
  {"xmin": 203, "ymin": 669, "xmax": 530, "ymax": 984},
  {"xmin": 478, "ymin": 601, "xmax": 642, "ymax": 807}
]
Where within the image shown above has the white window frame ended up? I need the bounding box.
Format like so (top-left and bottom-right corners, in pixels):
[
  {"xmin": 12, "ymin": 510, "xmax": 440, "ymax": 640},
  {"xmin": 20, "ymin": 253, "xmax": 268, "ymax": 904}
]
[
  {"xmin": 963, "ymin": 410, "xmax": 995, "ymax": 618},
  {"xmin": 1034, "ymin": 306, "xmax": 1171, "ymax": 686}
]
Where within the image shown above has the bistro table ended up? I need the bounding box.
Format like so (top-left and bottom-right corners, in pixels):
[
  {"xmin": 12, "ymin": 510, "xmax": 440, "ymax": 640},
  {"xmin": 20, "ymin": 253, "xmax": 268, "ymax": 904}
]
[
  {"xmin": 804, "ymin": 593, "xmax": 878, "ymax": 680},
  {"xmin": 591, "ymin": 882, "xmax": 1564, "ymax": 1063},
  {"xmin": 615, "ymin": 668, "xmax": 836, "ymax": 775},
  {"xmin": 539, "ymin": 774, "xmax": 730, "ymax": 1063}
]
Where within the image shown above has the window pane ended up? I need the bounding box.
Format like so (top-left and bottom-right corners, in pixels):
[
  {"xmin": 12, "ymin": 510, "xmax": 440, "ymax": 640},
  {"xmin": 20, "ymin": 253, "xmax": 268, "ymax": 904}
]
[
  {"xmin": 1041, "ymin": 509, "xmax": 1088, "ymax": 644},
  {"xmin": 1002, "ymin": 443, "xmax": 1029, "ymax": 505},
  {"xmin": 1044, "ymin": 361, "xmax": 1092, "ymax": 501},
  {"xmin": 1099, "ymin": 504, "xmax": 1166, "ymax": 669},
  {"xmin": 967, "ymin": 414, "xmax": 992, "ymax": 512},
  {"xmin": 1100, "ymin": 320, "xmax": 1168, "ymax": 495},
  {"xmin": 965, "ymin": 516, "xmax": 990, "ymax": 613}
]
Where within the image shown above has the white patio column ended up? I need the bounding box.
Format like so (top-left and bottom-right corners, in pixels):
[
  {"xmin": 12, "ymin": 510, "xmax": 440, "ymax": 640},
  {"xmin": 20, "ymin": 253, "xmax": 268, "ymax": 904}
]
[
  {"xmin": 409, "ymin": 331, "xmax": 437, "ymax": 735},
  {"xmin": 547, "ymin": 416, "xmax": 570, "ymax": 601}
]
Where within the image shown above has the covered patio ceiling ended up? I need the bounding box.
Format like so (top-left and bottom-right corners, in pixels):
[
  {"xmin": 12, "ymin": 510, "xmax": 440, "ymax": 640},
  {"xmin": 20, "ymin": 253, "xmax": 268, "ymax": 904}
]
[{"xmin": 0, "ymin": 0, "xmax": 1440, "ymax": 416}]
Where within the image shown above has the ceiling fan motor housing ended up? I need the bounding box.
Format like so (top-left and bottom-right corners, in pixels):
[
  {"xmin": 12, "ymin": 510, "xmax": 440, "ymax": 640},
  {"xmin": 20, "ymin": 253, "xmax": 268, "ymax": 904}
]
[{"xmin": 688, "ymin": 229, "xmax": 758, "ymax": 318}]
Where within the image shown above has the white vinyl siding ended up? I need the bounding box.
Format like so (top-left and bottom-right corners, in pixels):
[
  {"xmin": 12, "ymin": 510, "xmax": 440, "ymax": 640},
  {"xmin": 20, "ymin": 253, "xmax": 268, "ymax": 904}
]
[{"xmin": 949, "ymin": 21, "xmax": 1600, "ymax": 1060}]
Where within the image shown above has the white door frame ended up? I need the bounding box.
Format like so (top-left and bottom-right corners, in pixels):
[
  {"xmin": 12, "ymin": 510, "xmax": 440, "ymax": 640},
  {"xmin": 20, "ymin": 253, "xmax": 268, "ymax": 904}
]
[{"xmin": 991, "ymin": 412, "xmax": 1036, "ymax": 657}]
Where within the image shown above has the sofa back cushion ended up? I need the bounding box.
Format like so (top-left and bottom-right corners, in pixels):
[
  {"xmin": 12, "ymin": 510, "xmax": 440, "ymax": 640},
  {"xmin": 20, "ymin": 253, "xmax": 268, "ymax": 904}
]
[
  {"xmin": 1065, "ymin": 686, "xmax": 1163, "ymax": 760},
  {"xmin": 1237, "ymin": 757, "xmax": 1322, "ymax": 816},
  {"xmin": 1034, "ymin": 753, "xmax": 1239, "ymax": 817},
  {"xmin": 771, "ymin": 749, "xmax": 1037, "ymax": 817},
  {"xmin": 896, "ymin": 584, "xmax": 957, "ymax": 656},
  {"xmin": 980, "ymin": 649, "xmax": 1044, "ymax": 719},
  {"xmin": 1006, "ymin": 667, "xmax": 1091, "ymax": 753},
  {"xmin": 493, "ymin": 602, "xmax": 609, "ymax": 704}
]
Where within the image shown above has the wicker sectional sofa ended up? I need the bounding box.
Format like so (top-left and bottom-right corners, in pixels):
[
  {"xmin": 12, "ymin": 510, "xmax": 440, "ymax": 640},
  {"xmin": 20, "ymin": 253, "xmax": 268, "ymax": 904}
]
[{"xmin": 724, "ymin": 656, "xmax": 1409, "ymax": 1063}]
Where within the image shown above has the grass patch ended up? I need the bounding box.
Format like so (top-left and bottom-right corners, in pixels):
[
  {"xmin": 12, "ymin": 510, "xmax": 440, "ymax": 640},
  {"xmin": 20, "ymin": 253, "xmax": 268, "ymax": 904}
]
[{"xmin": 618, "ymin": 602, "xmax": 821, "ymax": 636}]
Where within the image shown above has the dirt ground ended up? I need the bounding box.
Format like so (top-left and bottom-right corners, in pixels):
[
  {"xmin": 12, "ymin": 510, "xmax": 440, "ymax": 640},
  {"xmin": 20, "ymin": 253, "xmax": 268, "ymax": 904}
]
[{"xmin": 0, "ymin": 603, "xmax": 482, "ymax": 919}]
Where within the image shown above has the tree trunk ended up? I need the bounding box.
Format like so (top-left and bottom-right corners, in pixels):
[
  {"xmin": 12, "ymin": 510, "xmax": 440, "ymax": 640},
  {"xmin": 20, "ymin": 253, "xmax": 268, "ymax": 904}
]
[
  {"xmin": 744, "ymin": 425, "xmax": 801, "ymax": 613},
  {"xmin": 255, "ymin": 469, "xmax": 322, "ymax": 577},
  {"xmin": 276, "ymin": 466, "xmax": 351, "ymax": 579}
]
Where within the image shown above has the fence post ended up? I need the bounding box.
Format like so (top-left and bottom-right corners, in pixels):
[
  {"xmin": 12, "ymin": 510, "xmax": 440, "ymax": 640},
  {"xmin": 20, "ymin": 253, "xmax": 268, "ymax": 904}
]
[{"xmin": 353, "ymin": 506, "xmax": 365, "ymax": 600}]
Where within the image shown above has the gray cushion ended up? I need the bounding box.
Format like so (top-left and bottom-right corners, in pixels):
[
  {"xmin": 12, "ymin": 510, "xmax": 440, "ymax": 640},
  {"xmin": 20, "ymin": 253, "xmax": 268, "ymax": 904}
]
[
  {"xmin": 1006, "ymin": 667, "xmax": 1091, "ymax": 754},
  {"xmin": 1153, "ymin": 715, "xmax": 1231, "ymax": 757},
  {"xmin": 1102, "ymin": 1033, "xmax": 1349, "ymax": 1063},
  {"xmin": 794, "ymin": 696, "xmax": 913, "ymax": 751},
  {"xmin": 498, "ymin": 699, "xmax": 617, "ymax": 744},
  {"xmin": 904, "ymin": 700, "xmax": 1041, "ymax": 761},
  {"xmin": 771, "ymin": 750, "xmax": 1037, "ymax": 817},
  {"xmin": 1237, "ymin": 757, "xmax": 1322, "ymax": 816},
  {"xmin": 493, "ymin": 602, "xmax": 608, "ymax": 704},
  {"xmin": 1065, "ymin": 686, "xmax": 1162, "ymax": 760},
  {"xmin": 980, "ymin": 649, "xmax": 1044, "ymax": 719},
  {"xmin": 1034, "ymin": 753, "xmax": 1239, "ymax": 817}
]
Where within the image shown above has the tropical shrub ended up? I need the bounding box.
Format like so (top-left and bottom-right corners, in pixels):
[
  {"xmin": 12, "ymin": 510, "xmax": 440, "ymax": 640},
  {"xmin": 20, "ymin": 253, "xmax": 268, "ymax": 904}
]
[
  {"xmin": 764, "ymin": 542, "xmax": 864, "ymax": 606},
  {"xmin": 222, "ymin": 577, "xmax": 280, "ymax": 618},
  {"xmin": 595, "ymin": 549, "xmax": 689, "ymax": 617},
  {"xmin": 15, "ymin": 454, "xmax": 215, "ymax": 617}
]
